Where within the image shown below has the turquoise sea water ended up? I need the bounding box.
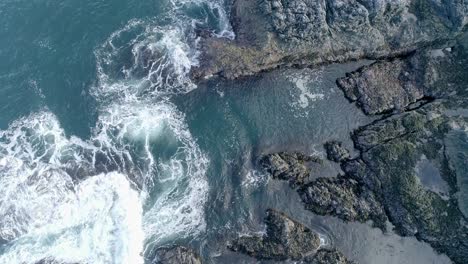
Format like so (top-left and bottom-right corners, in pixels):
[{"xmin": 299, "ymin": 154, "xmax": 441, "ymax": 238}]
[{"xmin": 0, "ymin": 0, "xmax": 456, "ymax": 263}]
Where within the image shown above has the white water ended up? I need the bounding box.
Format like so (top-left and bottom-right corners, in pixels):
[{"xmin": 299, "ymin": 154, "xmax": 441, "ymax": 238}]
[
  {"xmin": 286, "ymin": 68, "xmax": 325, "ymax": 110},
  {"xmin": 0, "ymin": 0, "xmax": 233, "ymax": 263}
]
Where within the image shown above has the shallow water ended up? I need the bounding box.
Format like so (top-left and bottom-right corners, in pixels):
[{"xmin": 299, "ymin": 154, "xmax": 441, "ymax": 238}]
[{"xmin": 0, "ymin": 0, "xmax": 455, "ymax": 263}]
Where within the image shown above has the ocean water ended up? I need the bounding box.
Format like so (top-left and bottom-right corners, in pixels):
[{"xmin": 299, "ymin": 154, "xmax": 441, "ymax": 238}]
[{"xmin": 0, "ymin": 0, "xmax": 454, "ymax": 263}]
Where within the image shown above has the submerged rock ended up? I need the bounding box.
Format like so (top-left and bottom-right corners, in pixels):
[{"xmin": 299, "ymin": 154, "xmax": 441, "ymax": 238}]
[
  {"xmin": 148, "ymin": 246, "xmax": 202, "ymax": 264},
  {"xmin": 192, "ymin": 0, "xmax": 468, "ymax": 79},
  {"xmin": 229, "ymin": 209, "xmax": 321, "ymax": 260}
]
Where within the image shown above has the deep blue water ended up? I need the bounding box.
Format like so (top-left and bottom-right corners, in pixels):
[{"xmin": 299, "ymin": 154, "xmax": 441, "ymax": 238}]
[
  {"xmin": 0, "ymin": 0, "xmax": 166, "ymax": 135},
  {"xmin": 0, "ymin": 0, "xmax": 456, "ymax": 263}
]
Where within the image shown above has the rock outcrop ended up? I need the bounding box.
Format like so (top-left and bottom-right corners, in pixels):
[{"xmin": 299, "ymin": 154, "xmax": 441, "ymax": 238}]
[
  {"xmin": 324, "ymin": 141, "xmax": 350, "ymax": 162},
  {"xmin": 229, "ymin": 209, "xmax": 356, "ymax": 263},
  {"xmin": 337, "ymin": 45, "xmax": 468, "ymax": 115},
  {"xmin": 343, "ymin": 106, "xmax": 468, "ymax": 264},
  {"xmin": 148, "ymin": 246, "xmax": 202, "ymax": 264},
  {"xmin": 192, "ymin": 0, "xmax": 468, "ymax": 79},
  {"xmin": 229, "ymin": 209, "xmax": 321, "ymax": 260},
  {"xmin": 298, "ymin": 177, "xmax": 387, "ymax": 230},
  {"xmin": 260, "ymin": 152, "xmax": 321, "ymax": 187}
]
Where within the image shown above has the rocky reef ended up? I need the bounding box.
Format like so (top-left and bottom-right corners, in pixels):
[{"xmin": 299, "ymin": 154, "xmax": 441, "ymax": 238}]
[
  {"xmin": 229, "ymin": 209, "xmax": 355, "ymax": 263},
  {"xmin": 255, "ymin": 36, "xmax": 468, "ymax": 264},
  {"xmin": 191, "ymin": 0, "xmax": 468, "ymax": 79},
  {"xmin": 260, "ymin": 151, "xmax": 388, "ymax": 229},
  {"xmin": 343, "ymin": 104, "xmax": 468, "ymax": 264}
]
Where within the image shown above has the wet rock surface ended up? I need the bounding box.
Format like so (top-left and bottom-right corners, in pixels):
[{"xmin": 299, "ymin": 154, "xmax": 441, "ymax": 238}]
[
  {"xmin": 192, "ymin": 0, "xmax": 468, "ymax": 79},
  {"xmin": 148, "ymin": 245, "xmax": 202, "ymax": 264}
]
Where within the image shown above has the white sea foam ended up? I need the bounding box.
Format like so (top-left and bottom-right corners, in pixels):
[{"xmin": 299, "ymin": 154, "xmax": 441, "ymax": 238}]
[
  {"xmin": 0, "ymin": 112, "xmax": 144, "ymax": 263},
  {"xmin": 0, "ymin": 103, "xmax": 208, "ymax": 263},
  {"xmin": 242, "ymin": 169, "xmax": 269, "ymax": 189},
  {"xmin": 0, "ymin": 171, "xmax": 144, "ymax": 264},
  {"xmin": 93, "ymin": 22, "xmax": 199, "ymax": 100},
  {"xmin": 0, "ymin": 0, "xmax": 234, "ymax": 261},
  {"xmin": 287, "ymin": 68, "xmax": 325, "ymax": 109}
]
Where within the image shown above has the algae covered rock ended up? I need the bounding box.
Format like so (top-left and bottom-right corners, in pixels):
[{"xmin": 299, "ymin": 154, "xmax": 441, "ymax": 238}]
[
  {"xmin": 343, "ymin": 107, "xmax": 468, "ymax": 264},
  {"xmin": 228, "ymin": 209, "xmax": 321, "ymax": 260},
  {"xmin": 298, "ymin": 177, "xmax": 387, "ymax": 230}
]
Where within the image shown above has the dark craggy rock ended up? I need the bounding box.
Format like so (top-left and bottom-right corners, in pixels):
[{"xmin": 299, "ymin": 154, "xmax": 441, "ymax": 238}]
[
  {"xmin": 148, "ymin": 246, "xmax": 202, "ymax": 264},
  {"xmin": 298, "ymin": 177, "xmax": 387, "ymax": 230},
  {"xmin": 260, "ymin": 150, "xmax": 387, "ymax": 230},
  {"xmin": 192, "ymin": 0, "xmax": 468, "ymax": 79},
  {"xmin": 229, "ymin": 209, "xmax": 321, "ymax": 260},
  {"xmin": 336, "ymin": 40, "xmax": 468, "ymax": 263},
  {"xmin": 324, "ymin": 141, "xmax": 350, "ymax": 162},
  {"xmin": 260, "ymin": 152, "xmax": 321, "ymax": 187},
  {"xmin": 303, "ymin": 248, "xmax": 356, "ymax": 264},
  {"xmin": 336, "ymin": 45, "xmax": 468, "ymax": 115},
  {"xmin": 260, "ymin": 109, "xmax": 468, "ymax": 264},
  {"xmin": 336, "ymin": 56, "xmax": 427, "ymax": 115},
  {"xmin": 343, "ymin": 106, "xmax": 468, "ymax": 264}
]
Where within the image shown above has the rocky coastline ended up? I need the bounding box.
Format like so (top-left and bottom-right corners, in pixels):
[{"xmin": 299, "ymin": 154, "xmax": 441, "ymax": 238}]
[
  {"xmin": 191, "ymin": 0, "xmax": 468, "ymax": 80},
  {"xmin": 187, "ymin": 1, "xmax": 468, "ymax": 263}
]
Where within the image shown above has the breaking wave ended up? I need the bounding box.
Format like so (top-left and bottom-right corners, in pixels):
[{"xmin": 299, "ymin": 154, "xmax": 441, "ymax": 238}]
[{"xmin": 0, "ymin": 0, "xmax": 232, "ymax": 262}]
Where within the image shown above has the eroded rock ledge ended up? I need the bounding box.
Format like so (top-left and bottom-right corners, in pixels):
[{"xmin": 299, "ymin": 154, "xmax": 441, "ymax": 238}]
[{"xmin": 191, "ymin": 0, "xmax": 468, "ymax": 79}]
